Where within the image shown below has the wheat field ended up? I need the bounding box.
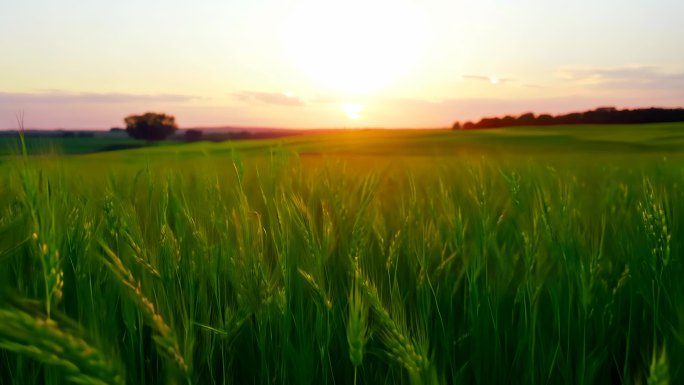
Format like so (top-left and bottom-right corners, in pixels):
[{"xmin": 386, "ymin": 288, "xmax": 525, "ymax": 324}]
[{"xmin": 0, "ymin": 127, "xmax": 682, "ymax": 384}]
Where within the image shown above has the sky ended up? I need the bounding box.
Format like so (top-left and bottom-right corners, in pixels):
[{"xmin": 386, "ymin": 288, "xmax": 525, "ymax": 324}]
[{"xmin": 1, "ymin": 0, "xmax": 684, "ymax": 129}]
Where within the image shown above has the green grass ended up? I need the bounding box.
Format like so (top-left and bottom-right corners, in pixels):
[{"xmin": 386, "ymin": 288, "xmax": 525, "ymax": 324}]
[
  {"xmin": 0, "ymin": 136, "xmax": 147, "ymax": 157},
  {"xmin": 0, "ymin": 124, "xmax": 683, "ymax": 384}
]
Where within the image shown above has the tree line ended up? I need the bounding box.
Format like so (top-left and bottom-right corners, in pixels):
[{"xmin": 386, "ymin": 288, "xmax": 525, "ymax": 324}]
[
  {"xmin": 118, "ymin": 113, "xmax": 293, "ymax": 143},
  {"xmin": 452, "ymin": 107, "xmax": 684, "ymax": 130}
]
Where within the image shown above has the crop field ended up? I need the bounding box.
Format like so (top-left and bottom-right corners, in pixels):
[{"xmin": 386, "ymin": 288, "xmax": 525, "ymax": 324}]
[{"xmin": 0, "ymin": 124, "xmax": 683, "ymax": 384}]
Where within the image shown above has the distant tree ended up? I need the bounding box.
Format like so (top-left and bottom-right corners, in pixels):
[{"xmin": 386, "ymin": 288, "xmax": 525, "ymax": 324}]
[
  {"xmin": 452, "ymin": 121, "xmax": 462, "ymax": 130},
  {"xmin": 184, "ymin": 129, "xmax": 203, "ymax": 142},
  {"xmin": 517, "ymin": 112, "xmax": 536, "ymax": 125},
  {"xmin": 463, "ymin": 121, "xmax": 475, "ymax": 129},
  {"xmin": 558, "ymin": 112, "xmax": 583, "ymax": 125},
  {"xmin": 109, "ymin": 127, "xmax": 125, "ymax": 133},
  {"xmin": 501, "ymin": 115, "xmax": 516, "ymax": 126},
  {"xmin": 477, "ymin": 117, "xmax": 502, "ymax": 129},
  {"xmin": 124, "ymin": 112, "xmax": 178, "ymax": 142},
  {"xmin": 537, "ymin": 114, "xmax": 554, "ymax": 125},
  {"xmin": 465, "ymin": 107, "xmax": 684, "ymax": 129}
]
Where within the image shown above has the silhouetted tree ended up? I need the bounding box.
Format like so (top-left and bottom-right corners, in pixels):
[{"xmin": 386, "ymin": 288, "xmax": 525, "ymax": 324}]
[
  {"xmin": 459, "ymin": 107, "xmax": 684, "ymax": 129},
  {"xmin": 537, "ymin": 114, "xmax": 554, "ymax": 125},
  {"xmin": 476, "ymin": 117, "xmax": 502, "ymax": 129},
  {"xmin": 452, "ymin": 121, "xmax": 462, "ymax": 130},
  {"xmin": 124, "ymin": 112, "xmax": 178, "ymax": 142},
  {"xmin": 184, "ymin": 129, "xmax": 203, "ymax": 142},
  {"xmin": 501, "ymin": 115, "xmax": 516, "ymax": 126},
  {"xmin": 517, "ymin": 112, "xmax": 536, "ymax": 125}
]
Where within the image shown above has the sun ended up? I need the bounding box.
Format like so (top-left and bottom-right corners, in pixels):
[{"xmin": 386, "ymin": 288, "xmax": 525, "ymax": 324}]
[
  {"xmin": 284, "ymin": 0, "xmax": 427, "ymax": 95},
  {"xmin": 342, "ymin": 103, "xmax": 364, "ymax": 120}
]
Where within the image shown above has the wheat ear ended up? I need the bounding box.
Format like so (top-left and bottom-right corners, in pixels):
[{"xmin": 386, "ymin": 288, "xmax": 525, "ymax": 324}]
[
  {"xmin": 99, "ymin": 242, "xmax": 189, "ymax": 375},
  {"xmin": 0, "ymin": 307, "xmax": 124, "ymax": 385},
  {"xmin": 346, "ymin": 276, "xmax": 369, "ymax": 385},
  {"xmin": 358, "ymin": 275, "xmax": 427, "ymax": 373}
]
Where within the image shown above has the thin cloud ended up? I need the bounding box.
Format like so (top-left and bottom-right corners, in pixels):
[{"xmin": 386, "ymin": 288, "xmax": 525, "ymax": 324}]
[
  {"xmin": 0, "ymin": 91, "xmax": 199, "ymax": 104},
  {"xmin": 234, "ymin": 91, "xmax": 304, "ymax": 106},
  {"xmin": 557, "ymin": 64, "xmax": 659, "ymax": 80},
  {"xmin": 462, "ymin": 75, "xmax": 514, "ymax": 85},
  {"xmin": 557, "ymin": 65, "xmax": 684, "ymax": 91}
]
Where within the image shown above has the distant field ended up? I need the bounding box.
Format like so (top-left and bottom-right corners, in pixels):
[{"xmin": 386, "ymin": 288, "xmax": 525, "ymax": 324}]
[
  {"xmin": 2, "ymin": 122, "xmax": 684, "ymax": 159},
  {"xmin": 0, "ymin": 135, "xmax": 144, "ymax": 157},
  {"xmin": 0, "ymin": 123, "xmax": 683, "ymax": 384}
]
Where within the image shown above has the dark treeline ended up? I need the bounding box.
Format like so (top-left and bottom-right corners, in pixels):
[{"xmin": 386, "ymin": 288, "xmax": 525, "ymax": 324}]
[
  {"xmin": 175, "ymin": 130, "xmax": 305, "ymax": 142},
  {"xmin": 452, "ymin": 107, "xmax": 684, "ymax": 130}
]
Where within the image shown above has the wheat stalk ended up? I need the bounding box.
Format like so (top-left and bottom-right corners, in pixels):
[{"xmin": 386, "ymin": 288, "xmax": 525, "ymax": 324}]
[
  {"xmin": 346, "ymin": 277, "xmax": 369, "ymax": 385},
  {"xmin": 647, "ymin": 344, "xmax": 670, "ymax": 385},
  {"xmin": 298, "ymin": 268, "xmax": 333, "ymax": 310},
  {"xmin": 0, "ymin": 307, "xmax": 124, "ymax": 385},
  {"xmin": 122, "ymin": 230, "xmax": 162, "ymax": 278},
  {"xmin": 32, "ymin": 232, "xmax": 64, "ymax": 318},
  {"xmin": 357, "ymin": 274, "xmax": 427, "ymax": 373},
  {"xmin": 99, "ymin": 242, "xmax": 189, "ymax": 376}
]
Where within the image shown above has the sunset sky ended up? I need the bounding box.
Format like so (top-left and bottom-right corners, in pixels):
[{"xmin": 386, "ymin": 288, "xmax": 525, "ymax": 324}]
[{"xmin": 1, "ymin": 0, "xmax": 683, "ymax": 129}]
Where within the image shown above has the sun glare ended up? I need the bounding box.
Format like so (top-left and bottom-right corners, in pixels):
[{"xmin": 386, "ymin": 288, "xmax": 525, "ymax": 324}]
[
  {"xmin": 284, "ymin": 0, "xmax": 427, "ymax": 95},
  {"xmin": 343, "ymin": 103, "xmax": 364, "ymax": 120}
]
